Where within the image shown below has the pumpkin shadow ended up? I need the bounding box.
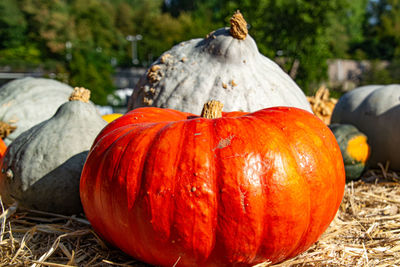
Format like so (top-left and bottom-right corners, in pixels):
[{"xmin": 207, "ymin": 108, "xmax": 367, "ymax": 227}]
[
  {"xmin": 19, "ymin": 151, "xmax": 88, "ymax": 215},
  {"xmin": 196, "ymin": 28, "xmax": 230, "ymax": 48}
]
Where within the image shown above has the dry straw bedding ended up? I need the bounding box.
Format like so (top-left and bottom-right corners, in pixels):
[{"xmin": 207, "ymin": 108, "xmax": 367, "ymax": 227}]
[
  {"xmin": 1, "ymin": 88, "xmax": 399, "ymax": 266},
  {"xmin": 0, "ymin": 165, "xmax": 399, "ymax": 267}
]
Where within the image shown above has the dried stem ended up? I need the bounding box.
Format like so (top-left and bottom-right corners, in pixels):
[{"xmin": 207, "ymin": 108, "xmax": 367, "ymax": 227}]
[
  {"xmin": 201, "ymin": 100, "xmax": 223, "ymax": 119},
  {"xmin": 69, "ymin": 87, "xmax": 90, "ymax": 103},
  {"xmin": 230, "ymin": 10, "xmax": 248, "ymax": 40}
]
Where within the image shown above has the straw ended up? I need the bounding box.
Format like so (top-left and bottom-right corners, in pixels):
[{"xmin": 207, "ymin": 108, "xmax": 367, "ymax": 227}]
[
  {"xmin": 0, "ymin": 167, "xmax": 399, "ymax": 266},
  {"xmin": 307, "ymin": 86, "xmax": 338, "ymax": 124},
  {"xmin": 274, "ymin": 168, "xmax": 400, "ymax": 267}
]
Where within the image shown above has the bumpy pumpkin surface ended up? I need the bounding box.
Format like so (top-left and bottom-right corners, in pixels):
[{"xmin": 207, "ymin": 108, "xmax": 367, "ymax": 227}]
[
  {"xmin": 0, "ymin": 77, "xmax": 73, "ymax": 145},
  {"xmin": 0, "ymin": 88, "xmax": 107, "ymax": 214},
  {"xmin": 329, "ymin": 123, "xmax": 370, "ymax": 181},
  {"xmin": 128, "ymin": 12, "xmax": 312, "ymax": 114},
  {"xmin": 80, "ymin": 104, "xmax": 345, "ymax": 266},
  {"xmin": 331, "ymin": 84, "xmax": 400, "ymax": 170}
]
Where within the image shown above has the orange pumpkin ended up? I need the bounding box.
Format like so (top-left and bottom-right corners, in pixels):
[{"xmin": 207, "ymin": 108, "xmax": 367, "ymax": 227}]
[
  {"xmin": 0, "ymin": 138, "xmax": 6, "ymax": 158},
  {"xmin": 80, "ymin": 102, "xmax": 345, "ymax": 266}
]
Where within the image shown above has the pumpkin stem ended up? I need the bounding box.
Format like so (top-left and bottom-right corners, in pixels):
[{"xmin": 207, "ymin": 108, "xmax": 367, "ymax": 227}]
[
  {"xmin": 201, "ymin": 100, "xmax": 223, "ymax": 119},
  {"xmin": 0, "ymin": 121, "xmax": 17, "ymax": 139},
  {"xmin": 230, "ymin": 10, "xmax": 248, "ymax": 40},
  {"xmin": 69, "ymin": 87, "xmax": 91, "ymax": 103}
]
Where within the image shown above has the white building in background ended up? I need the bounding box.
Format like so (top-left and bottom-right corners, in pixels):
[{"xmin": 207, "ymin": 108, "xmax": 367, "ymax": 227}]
[{"xmin": 327, "ymin": 59, "xmax": 389, "ymax": 91}]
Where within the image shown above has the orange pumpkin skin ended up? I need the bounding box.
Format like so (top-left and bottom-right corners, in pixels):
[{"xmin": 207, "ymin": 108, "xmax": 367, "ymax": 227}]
[
  {"xmin": 0, "ymin": 138, "xmax": 6, "ymax": 158},
  {"xmin": 80, "ymin": 106, "xmax": 345, "ymax": 266}
]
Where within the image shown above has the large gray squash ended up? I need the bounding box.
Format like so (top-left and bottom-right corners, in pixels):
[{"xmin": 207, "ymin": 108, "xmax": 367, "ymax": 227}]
[
  {"xmin": 331, "ymin": 84, "xmax": 400, "ymax": 169},
  {"xmin": 0, "ymin": 88, "xmax": 107, "ymax": 215},
  {"xmin": 0, "ymin": 77, "xmax": 73, "ymax": 145},
  {"xmin": 128, "ymin": 11, "xmax": 312, "ymax": 114}
]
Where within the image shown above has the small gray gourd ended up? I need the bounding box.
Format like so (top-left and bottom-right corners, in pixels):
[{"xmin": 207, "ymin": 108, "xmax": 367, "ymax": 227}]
[
  {"xmin": 331, "ymin": 84, "xmax": 400, "ymax": 170},
  {"xmin": 0, "ymin": 88, "xmax": 107, "ymax": 214},
  {"xmin": 128, "ymin": 11, "xmax": 312, "ymax": 114},
  {"xmin": 0, "ymin": 77, "xmax": 73, "ymax": 145}
]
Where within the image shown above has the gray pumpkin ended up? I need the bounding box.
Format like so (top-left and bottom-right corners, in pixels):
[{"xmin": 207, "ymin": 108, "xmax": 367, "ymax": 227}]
[
  {"xmin": 331, "ymin": 84, "xmax": 400, "ymax": 170},
  {"xmin": 128, "ymin": 12, "xmax": 312, "ymax": 114},
  {"xmin": 0, "ymin": 77, "xmax": 73, "ymax": 145},
  {"xmin": 0, "ymin": 88, "xmax": 107, "ymax": 214}
]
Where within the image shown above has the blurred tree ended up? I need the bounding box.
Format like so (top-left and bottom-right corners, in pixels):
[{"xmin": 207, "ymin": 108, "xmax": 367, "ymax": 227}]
[
  {"xmin": 64, "ymin": 0, "xmax": 126, "ymax": 104},
  {"xmin": 115, "ymin": 2, "xmax": 135, "ymax": 36},
  {"xmin": 163, "ymin": 0, "xmax": 196, "ymax": 17},
  {"xmin": 346, "ymin": 0, "xmax": 371, "ymax": 44},
  {"xmin": 355, "ymin": 0, "xmax": 400, "ymax": 84},
  {"xmin": 0, "ymin": 0, "xmax": 220, "ymax": 103},
  {"xmin": 4, "ymin": 0, "xmax": 398, "ymax": 99},
  {"xmin": 327, "ymin": 0, "xmax": 370, "ymax": 59},
  {"xmin": 19, "ymin": 0, "xmax": 71, "ymax": 58},
  {"xmin": 360, "ymin": 60, "xmax": 393, "ymax": 84},
  {"xmin": 375, "ymin": 0, "xmax": 400, "ymax": 57},
  {"xmin": 130, "ymin": 0, "xmax": 183, "ymax": 65},
  {"xmin": 387, "ymin": 58, "xmax": 400, "ymax": 81},
  {"xmin": 210, "ymin": 0, "xmax": 349, "ymax": 94},
  {"xmin": 360, "ymin": 0, "xmax": 400, "ymax": 59},
  {"xmin": 0, "ymin": 0, "xmax": 42, "ymax": 67},
  {"xmin": 128, "ymin": 0, "xmax": 216, "ymax": 66},
  {"xmin": 69, "ymin": 0, "xmax": 125, "ymax": 53},
  {"xmin": 68, "ymin": 47, "xmax": 115, "ymax": 105},
  {"xmin": 0, "ymin": 0, "xmax": 27, "ymax": 49}
]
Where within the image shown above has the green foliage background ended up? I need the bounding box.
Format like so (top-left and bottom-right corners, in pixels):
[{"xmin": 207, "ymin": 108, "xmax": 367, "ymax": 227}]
[{"xmin": 0, "ymin": 0, "xmax": 399, "ymax": 103}]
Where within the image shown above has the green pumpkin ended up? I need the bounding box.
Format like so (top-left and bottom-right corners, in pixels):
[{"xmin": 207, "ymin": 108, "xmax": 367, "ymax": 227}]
[
  {"xmin": 329, "ymin": 123, "xmax": 370, "ymax": 181},
  {"xmin": 0, "ymin": 88, "xmax": 107, "ymax": 214},
  {"xmin": 0, "ymin": 77, "xmax": 73, "ymax": 145},
  {"xmin": 330, "ymin": 84, "xmax": 400, "ymax": 169}
]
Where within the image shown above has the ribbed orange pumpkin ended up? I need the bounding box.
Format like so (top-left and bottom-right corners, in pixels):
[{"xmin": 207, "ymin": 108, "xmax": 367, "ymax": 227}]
[{"xmin": 80, "ymin": 103, "xmax": 345, "ymax": 266}]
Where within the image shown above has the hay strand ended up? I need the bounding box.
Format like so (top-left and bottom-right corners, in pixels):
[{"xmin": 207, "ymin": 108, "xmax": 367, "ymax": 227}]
[{"xmin": 307, "ymin": 86, "xmax": 338, "ymax": 124}]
